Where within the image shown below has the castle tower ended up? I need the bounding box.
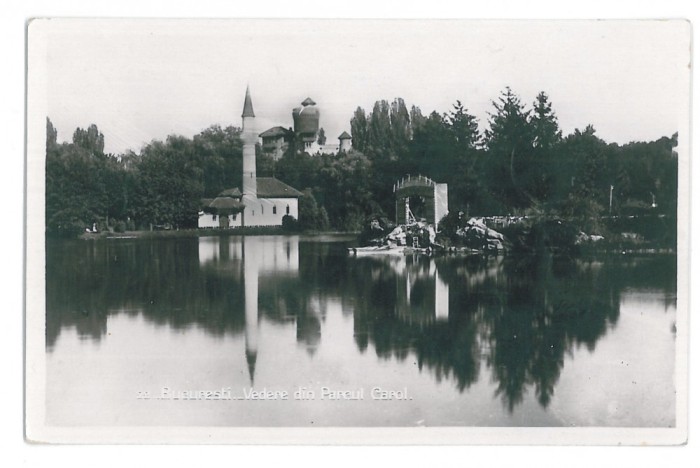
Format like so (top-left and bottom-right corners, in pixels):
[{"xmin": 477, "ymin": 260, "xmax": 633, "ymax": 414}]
[
  {"xmin": 338, "ymin": 131, "xmax": 352, "ymax": 153},
  {"xmin": 241, "ymin": 86, "xmax": 257, "ymax": 199},
  {"xmin": 292, "ymin": 97, "xmax": 320, "ymax": 152}
]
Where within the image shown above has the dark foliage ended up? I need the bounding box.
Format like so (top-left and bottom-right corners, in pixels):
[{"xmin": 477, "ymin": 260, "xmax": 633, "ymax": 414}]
[{"xmin": 46, "ymin": 88, "xmax": 678, "ymax": 238}]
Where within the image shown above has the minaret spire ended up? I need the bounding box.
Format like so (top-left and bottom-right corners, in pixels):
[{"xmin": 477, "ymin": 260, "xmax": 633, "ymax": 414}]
[{"xmin": 242, "ymin": 85, "xmax": 255, "ymax": 118}]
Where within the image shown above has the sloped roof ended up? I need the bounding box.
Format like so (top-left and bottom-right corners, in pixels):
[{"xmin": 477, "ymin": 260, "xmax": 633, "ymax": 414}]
[
  {"xmin": 203, "ymin": 196, "xmax": 246, "ymax": 215},
  {"xmin": 256, "ymin": 177, "xmax": 303, "ymax": 198},
  {"xmin": 218, "ymin": 187, "xmax": 242, "ymax": 198},
  {"xmin": 301, "ymin": 97, "xmax": 316, "ymax": 106},
  {"xmin": 338, "ymin": 131, "xmax": 352, "ymax": 140},
  {"xmin": 209, "ymin": 197, "xmax": 245, "ymax": 210},
  {"xmin": 259, "ymin": 126, "xmax": 291, "ymax": 138},
  {"xmin": 242, "ymin": 86, "xmax": 255, "ymax": 118}
]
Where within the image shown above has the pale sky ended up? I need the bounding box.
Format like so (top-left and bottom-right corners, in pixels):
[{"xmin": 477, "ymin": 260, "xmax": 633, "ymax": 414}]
[{"xmin": 35, "ymin": 19, "xmax": 690, "ymax": 155}]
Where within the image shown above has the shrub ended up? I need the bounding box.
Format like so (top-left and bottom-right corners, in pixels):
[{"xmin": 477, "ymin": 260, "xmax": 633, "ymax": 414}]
[{"xmin": 282, "ymin": 214, "xmax": 299, "ymax": 232}]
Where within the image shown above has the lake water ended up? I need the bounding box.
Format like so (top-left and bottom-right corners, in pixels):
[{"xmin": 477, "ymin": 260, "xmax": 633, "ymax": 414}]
[{"xmin": 45, "ymin": 235, "xmax": 677, "ymax": 427}]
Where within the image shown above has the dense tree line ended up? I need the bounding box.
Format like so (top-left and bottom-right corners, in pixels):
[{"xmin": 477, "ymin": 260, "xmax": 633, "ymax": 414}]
[
  {"xmin": 346, "ymin": 90, "xmax": 677, "ymax": 224},
  {"xmin": 45, "ymin": 87, "xmax": 678, "ymax": 236},
  {"xmin": 46, "ymin": 120, "xmax": 243, "ymax": 236}
]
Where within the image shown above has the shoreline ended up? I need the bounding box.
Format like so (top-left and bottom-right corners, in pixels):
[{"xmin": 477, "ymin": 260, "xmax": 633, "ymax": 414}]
[
  {"xmin": 65, "ymin": 230, "xmax": 676, "ymax": 256},
  {"xmin": 72, "ymin": 228, "xmax": 359, "ymax": 241}
]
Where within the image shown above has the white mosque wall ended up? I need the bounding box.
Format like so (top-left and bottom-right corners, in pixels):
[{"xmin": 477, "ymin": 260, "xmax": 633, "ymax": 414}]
[
  {"xmin": 197, "ymin": 212, "xmax": 240, "ymax": 229},
  {"xmin": 242, "ymin": 198, "xmax": 299, "ymax": 227},
  {"xmin": 197, "ymin": 197, "xmax": 298, "ymax": 229}
]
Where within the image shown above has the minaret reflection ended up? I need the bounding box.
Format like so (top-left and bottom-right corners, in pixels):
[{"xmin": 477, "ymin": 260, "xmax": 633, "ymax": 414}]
[
  {"xmin": 198, "ymin": 235, "xmax": 300, "ymax": 386},
  {"xmin": 242, "ymin": 236, "xmax": 259, "ymax": 386},
  {"xmin": 243, "ymin": 236, "xmax": 301, "ymax": 380}
]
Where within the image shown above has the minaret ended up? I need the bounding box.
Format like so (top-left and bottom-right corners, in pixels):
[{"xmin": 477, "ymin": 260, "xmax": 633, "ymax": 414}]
[{"xmin": 241, "ymin": 86, "xmax": 257, "ymax": 199}]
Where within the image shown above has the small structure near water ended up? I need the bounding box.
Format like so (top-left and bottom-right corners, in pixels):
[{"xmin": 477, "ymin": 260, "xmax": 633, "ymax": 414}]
[
  {"xmin": 352, "ymin": 176, "xmax": 508, "ymax": 256},
  {"xmin": 394, "ymin": 175, "xmax": 448, "ymax": 227}
]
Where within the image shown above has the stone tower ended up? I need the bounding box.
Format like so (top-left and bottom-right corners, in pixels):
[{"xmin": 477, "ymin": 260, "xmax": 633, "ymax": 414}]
[
  {"xmin": 338, "ymin": 131, "xmax": 352, "ymax": 153},
  {"xmin": 241, "ymin": 86, "xmax": 257, "ymax": 199},
  {"xmin": 292, "ymin": 97, "xmax": 320, "ymax": 151}
]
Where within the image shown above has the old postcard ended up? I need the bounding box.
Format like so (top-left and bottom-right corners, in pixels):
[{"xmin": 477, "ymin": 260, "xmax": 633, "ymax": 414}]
[{"xmin": 24, "ymin": 18, "xmax": 690, "ymax": 444}]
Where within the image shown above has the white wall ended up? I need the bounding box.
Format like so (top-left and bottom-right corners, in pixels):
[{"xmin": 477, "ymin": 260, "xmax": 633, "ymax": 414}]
[
  {"xmin": 197, "ymin": 198, "xmax": 299, "ymax": 229},
  {"xmin": 197, "ymin": 212, "xmax": 240, "ymax": 229},
  {"xmin": 241, "ymin": 197, "xmax": 298, "ymax": 227}
]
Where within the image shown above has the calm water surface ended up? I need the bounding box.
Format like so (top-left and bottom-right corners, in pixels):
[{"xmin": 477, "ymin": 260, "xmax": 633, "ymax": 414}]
[{"xmin": 46, "ymin": 235, "xmax": 677, "ymax": 427}]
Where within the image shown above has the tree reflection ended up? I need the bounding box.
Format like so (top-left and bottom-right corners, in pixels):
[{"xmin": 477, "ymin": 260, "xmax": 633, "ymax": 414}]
[
  {"xmin": 346, "ymin": 252, "xmax": 674, "ymax": 412},
  {"xmin": 46, "ymin": 236, "xmax": 675, "ymax": 412}
]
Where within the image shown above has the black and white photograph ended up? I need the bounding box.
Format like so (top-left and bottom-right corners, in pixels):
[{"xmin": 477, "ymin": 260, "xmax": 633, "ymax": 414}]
[{"xmin": 23, "ymin": 17, "xmax": 690, "ymax": 445}]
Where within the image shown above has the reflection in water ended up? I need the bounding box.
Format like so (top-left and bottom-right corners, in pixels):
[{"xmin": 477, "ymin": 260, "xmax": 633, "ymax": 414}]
[{"xmin": 46, "ymin": 236, "xmax": 676, "ymax": 424}]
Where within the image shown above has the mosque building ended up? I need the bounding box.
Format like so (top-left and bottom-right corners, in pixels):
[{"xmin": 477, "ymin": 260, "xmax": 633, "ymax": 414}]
[{"xmin": 198, "ymin": 87, "xmax": 303, "ymax": 229}]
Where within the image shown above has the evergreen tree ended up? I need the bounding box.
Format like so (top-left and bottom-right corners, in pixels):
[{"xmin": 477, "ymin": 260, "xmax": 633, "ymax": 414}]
[
  {"xmin": 528, "ymin": 92, "xmax": 562, "ymax": 203},
  {"xmin": 447, "ymin": 100, "xmax": 481, "ymax": 150},
  {"xmin": 484, "ymin": 87, "xmax": 535, "ymax": 210},
  {"xmin": 530, "ymin": 92, "xmax": 562, "ymax": 150}
]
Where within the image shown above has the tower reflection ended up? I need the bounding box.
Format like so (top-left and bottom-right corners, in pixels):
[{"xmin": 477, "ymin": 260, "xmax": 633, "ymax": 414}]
[
  {"xmin": 198, "ymin": 235, "xmax": 301, "ymax": 383},
  {"xmin": 46, "ymin": 236, "xmax": 675, "ymax": 413}
]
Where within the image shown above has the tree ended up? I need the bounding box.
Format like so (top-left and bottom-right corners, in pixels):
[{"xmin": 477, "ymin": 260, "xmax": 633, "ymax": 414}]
[
  {"xmin": 410, "ymin": 105, "xmax": 427, "ymax": 137},
  {"xmin": 350, "ymin": 107, "xmax": 369, "ymax": 152},
  {"xmin": 132, "ymin": 135, "xmax": 203, "ymax": 228},
  {"xmin": 484, "ymin": 87, "xmax": 535, "ymax": 210},
  {"xmin": 367, "ymin": 100, "xmax": 393, "ymax": 158},
  {"xmin": 192, "ymin": 125, "xmax": 243, "ymax": 197},
  {"xmin": 558, "ymin": 125, "xmax": 608, "ymax": 233},
  {"xmin": 389, "ymin": 98, "xmax": 412, "ymax": 155},
  {"xmin": 530, "ymin": 92, "xmax": 562, "ymax": 151},
  {"xmin": 447, "ymin": 100, "xmax": 481, "ymax": 151},
  {"xmin": 72, "ymin": 124, "xmax": 105, "ymax": 157},
  {"xmin": 443, "ymin": 102, "xmax": 491, "ymax": 215},
  {"xmin": 46, "ymin": 117, "xmax": 58, "ymax": 150},
  {"xmin": 317, "ymin": 127, "xmax": 327, "ymax": 145},
  {"xmin": 46, "ymin": 121, "xmax": 114, "ymax": 236},
  {"xmin": 316, "ymin": 150, "xmax": 378, "ymax": 230},
  {"xmin": 275, "ymin": 150, "xmax": 322, "ymax": 193},
  {"xmin": 528, "ymin": 92, "xmax": 562, "ymax": 203},
  {"xmin": 298, "ymin": 188, "xmax": 330, "ymax": 231},
  {"xmin": 410, "ymin": 111, "xmax": 454, "ymax": 181}
]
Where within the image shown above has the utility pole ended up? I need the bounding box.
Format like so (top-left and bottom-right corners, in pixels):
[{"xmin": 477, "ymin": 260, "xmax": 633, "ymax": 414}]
[{"xmin": 609, "ymin": 185, "xmax": 614, "ymax": 215}]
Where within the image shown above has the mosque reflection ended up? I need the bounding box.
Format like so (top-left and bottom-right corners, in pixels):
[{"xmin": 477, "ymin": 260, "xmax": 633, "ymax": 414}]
[{"xmin": 46, "ymin": 236, "xmax": 676, "ymax": 412}]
